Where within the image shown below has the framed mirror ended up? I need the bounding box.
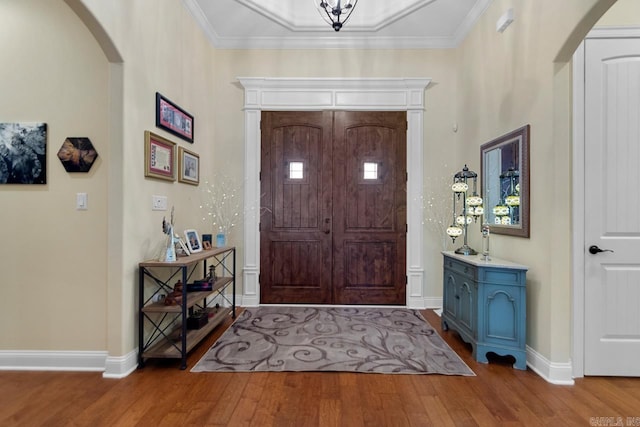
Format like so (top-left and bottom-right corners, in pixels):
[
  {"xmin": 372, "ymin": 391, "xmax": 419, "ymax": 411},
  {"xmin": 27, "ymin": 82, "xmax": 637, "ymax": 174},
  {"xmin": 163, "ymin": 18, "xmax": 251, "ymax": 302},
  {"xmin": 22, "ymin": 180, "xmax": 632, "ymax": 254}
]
[{"xmin": 480, "ymin": 125, "xmax": 530, "ymax": 237}]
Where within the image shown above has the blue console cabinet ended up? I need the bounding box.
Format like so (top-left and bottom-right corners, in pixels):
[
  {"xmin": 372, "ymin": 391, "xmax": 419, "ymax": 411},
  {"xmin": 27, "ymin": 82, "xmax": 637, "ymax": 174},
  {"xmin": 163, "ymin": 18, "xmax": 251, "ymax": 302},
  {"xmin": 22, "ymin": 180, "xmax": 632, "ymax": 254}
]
[{"xmin": 442, "ymin": 251, "xmax": 528, "ymax": 370}]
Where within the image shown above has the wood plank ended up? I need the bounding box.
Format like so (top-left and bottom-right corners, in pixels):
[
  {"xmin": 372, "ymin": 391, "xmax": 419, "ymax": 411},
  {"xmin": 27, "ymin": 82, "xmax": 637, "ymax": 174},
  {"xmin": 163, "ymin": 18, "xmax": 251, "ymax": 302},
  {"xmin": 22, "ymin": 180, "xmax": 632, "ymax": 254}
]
[{"xmin": 139, "ymin": 246, "xmax": 234, "ymax": 267}]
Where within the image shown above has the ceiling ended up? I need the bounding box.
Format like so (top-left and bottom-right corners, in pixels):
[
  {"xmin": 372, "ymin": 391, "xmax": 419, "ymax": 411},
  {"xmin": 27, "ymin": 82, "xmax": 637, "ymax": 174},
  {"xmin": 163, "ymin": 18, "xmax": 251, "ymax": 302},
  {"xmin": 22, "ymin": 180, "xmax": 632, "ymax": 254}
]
[{"xmin": 182, "ymin": 0, "xmax": 493, "ymax": 49}]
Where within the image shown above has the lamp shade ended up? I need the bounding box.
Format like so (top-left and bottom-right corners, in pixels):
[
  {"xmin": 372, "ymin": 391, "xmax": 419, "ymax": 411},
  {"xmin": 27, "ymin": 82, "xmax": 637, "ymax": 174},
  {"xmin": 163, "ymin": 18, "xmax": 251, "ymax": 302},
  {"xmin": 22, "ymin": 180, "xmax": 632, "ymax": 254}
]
[
  {"xmin": 446, "ymin": 225, "xmax": 463, "ymax": 237},
  {"xmin": 493, "ymin": 205, "xmax": 509, "ymax": 216},
  {"xmin": 466, "ymin": 195, "xmax": 483, "ymax": 206},
  {"xmin": 451, "ymin": 182, "xmax": 468, "ymax": 193},
  {"xmin": 470, "ymin": 206, "xmax": 484, "ymax": 216},
  {"xmin": 456, "ymin": 215, "xmax": 473, "ymax": 225},
  {"xmin": 505, "ymin": 195, "xmax": 520, "ymax": 206}
]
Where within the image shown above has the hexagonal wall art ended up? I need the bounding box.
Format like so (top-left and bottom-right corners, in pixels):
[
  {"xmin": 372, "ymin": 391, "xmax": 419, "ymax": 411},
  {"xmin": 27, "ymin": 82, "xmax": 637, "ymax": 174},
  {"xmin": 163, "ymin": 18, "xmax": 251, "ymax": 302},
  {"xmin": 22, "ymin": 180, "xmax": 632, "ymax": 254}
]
[{"xmin": 57, "ymin": 137, "xmax": 98, "ymax": 173}]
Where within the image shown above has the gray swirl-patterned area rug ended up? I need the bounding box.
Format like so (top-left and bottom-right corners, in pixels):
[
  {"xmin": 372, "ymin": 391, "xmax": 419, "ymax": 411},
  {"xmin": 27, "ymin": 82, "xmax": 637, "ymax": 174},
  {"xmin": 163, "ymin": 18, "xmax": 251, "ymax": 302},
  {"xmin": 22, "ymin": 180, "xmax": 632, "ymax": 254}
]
[{"xmin": 191, "ymin": 306, "xmax": 475, "ymax": 376}]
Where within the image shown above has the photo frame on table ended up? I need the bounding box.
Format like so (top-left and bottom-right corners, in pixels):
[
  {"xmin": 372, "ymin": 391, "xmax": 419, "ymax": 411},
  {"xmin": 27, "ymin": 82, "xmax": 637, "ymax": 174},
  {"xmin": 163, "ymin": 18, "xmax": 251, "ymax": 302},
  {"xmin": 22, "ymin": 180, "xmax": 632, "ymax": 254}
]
[
  {"xmin": 178, "ymin": 146, "xmax": 199, "ymax": 185},
  {"xmin": 177, "ymin": 238, "xmax": 191, "ymax": 256},
  {"xmin": 144, "ymin": 131, "xmax": 176, "ymax": 181},
  {"xmin": 184, "ymin": 229, "xmax": 202, "ymax": 253},
  {"xmin": 156, "ymin": 92, "xmax": 194, "ymax": 143}
]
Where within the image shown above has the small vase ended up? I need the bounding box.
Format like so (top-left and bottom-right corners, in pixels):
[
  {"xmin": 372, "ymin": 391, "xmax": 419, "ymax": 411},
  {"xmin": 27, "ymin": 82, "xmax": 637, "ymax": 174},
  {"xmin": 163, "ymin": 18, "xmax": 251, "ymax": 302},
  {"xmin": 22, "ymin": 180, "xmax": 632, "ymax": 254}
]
[{"xmin": 216, "ymin": 232, "xmax": 226, "ymax": 247}]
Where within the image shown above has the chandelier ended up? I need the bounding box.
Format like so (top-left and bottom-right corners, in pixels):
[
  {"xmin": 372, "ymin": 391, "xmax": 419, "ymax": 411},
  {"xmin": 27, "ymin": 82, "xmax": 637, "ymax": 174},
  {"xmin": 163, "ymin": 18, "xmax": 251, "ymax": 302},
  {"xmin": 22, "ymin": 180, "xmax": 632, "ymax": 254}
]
[{"xmin": 314, "ymin": 0, "xmax": 359, "ymax": 31}]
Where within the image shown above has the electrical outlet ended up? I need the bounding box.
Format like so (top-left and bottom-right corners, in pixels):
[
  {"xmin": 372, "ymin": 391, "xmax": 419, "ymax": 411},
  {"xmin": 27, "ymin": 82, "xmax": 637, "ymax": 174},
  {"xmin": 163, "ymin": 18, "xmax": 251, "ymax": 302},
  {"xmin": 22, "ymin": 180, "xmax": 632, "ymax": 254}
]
[{"xmin": 152, "ymin": 195, "xmax": 167, "ymax": 211}]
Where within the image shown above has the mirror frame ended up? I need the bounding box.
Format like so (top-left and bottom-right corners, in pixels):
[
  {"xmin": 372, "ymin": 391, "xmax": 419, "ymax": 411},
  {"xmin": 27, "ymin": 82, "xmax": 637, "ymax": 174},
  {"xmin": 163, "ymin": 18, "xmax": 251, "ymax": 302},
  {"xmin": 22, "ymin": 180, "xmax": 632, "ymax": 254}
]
[{"xmin": 480, "ymin": 124, "xmax": 530, "ymax": 238}]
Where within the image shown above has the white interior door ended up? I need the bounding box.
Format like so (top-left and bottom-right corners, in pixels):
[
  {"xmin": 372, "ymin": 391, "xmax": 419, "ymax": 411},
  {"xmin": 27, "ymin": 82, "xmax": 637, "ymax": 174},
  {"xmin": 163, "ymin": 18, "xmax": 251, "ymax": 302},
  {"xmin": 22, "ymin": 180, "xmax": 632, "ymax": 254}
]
[{"xmin": 584, "ymin": 37, "xmax": 640, "ymax": 376}]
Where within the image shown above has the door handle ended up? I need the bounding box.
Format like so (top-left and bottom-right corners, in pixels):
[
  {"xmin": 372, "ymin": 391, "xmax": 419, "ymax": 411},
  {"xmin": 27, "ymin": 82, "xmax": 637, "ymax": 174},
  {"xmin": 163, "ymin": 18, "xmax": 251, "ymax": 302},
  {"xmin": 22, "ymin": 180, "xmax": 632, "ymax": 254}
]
[
  {"xmin": 323, "ymin": 218, "xmax": 331, "ymax": 234},
  {"xmin": 588, "ymin": 245, "xmax": 614, "ymax": 254}
]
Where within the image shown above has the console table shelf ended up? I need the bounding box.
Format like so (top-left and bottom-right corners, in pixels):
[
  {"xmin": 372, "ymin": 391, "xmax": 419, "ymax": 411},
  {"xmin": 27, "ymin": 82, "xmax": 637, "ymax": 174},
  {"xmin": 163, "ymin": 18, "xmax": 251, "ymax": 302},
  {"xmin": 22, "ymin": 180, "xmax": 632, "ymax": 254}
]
[
  {"xmin": 441, "ymin": 251, "xmax": 528, "ymax": 370},
  {"xmin": 142, "ymin": 307, "xmax": 232, "ymax": 359},
  {"xmin": 138, "ymin": 247, "xmax": 236, "ymax": 369}
]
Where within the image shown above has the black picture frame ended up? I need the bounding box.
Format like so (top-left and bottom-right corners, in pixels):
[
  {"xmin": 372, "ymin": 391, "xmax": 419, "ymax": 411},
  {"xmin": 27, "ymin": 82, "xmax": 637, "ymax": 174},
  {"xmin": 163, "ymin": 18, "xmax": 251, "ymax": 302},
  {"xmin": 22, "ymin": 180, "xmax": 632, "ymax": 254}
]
[
  {"xmin": 0, "ymin": 122, "xmax": 47, "ymax": 184},
  {"xmin": 155, "ymin": 92, "xmax": 194, "ymax": 143}
]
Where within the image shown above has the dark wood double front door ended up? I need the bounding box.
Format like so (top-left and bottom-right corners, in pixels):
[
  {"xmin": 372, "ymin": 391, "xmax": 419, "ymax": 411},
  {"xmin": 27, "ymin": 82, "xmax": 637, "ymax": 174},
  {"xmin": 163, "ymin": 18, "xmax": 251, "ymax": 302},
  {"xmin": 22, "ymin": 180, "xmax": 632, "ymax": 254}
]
[{"xmin": 260, "ymin": 111, "xmax": 406, "ymax": 305}]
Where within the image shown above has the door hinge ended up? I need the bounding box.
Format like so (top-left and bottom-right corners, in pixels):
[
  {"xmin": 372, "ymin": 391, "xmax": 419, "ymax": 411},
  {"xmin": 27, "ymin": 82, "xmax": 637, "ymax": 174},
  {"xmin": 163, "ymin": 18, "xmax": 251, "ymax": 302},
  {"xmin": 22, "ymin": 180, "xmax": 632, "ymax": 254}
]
[
  {"xmin": 259, "ymin": 171, "xmax": 262, "ymax": 181},
  {"xmin": 405, "ymin": 275, "xmax": 408, "ymax": 285},
  {"xmin": 406, "ymin": 223, "xmax": 408, "ymax": 233},
  {"xmin": 259, "ymin": 222, "xmax": 261, "ymax": 232}
]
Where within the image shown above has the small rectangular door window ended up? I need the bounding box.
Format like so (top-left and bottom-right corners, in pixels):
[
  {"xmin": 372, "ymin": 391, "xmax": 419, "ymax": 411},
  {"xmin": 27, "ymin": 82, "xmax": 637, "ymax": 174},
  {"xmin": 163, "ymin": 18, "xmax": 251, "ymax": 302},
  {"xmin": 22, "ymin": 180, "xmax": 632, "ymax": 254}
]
[
  {"xmin": 289, "ymin": 161, "xmax": 304, "ymax": 179},
  {"xmin": 363, "ymin": 162, "xmax": 378, "ymax": 180}
]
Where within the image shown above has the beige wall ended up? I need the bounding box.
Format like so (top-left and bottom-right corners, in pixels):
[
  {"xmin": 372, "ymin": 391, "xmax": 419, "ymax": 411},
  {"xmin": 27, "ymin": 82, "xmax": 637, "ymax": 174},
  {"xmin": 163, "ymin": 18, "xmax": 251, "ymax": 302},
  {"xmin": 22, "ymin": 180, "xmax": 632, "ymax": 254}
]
[
  {"xmin": 213, "ymin": 48, "xmax": 460, "ymax": 302},
  {"xmin": 0, "ymin": 0, "xmax": 221, "ymax": 358},
  {"xmin": 597, "ymin": 0, "xmax": 640, "ymax": 25},
  {"xmin": 455, "ymin": 0, "xmax": 617, "ymax": 361},
  {"xmin": 0, "ymin": 0, "xmax": 109, "ymax": 350},
  {"xmin": 2, "ymin": 0, "xmax": 634, "ymax": 374},
  {"xmin": 76, "ymin": 0, "xmax": 221, "ymax": 357}
]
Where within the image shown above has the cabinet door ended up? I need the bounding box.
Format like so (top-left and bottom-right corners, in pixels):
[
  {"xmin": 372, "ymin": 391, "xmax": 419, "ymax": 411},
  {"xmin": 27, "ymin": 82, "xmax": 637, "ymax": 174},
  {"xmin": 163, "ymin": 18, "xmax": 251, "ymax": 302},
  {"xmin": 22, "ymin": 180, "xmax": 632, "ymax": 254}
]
[
  {"xmin": 480, "ymin": 284, "xmax": 524, "ymax": 348},
  {"xmin": 458, "ymin": 279, "xmax": 477, "ymax": 338},
  {"xmin": 443, "ymin": 269, "xmax": 459, "ymax": 319}
]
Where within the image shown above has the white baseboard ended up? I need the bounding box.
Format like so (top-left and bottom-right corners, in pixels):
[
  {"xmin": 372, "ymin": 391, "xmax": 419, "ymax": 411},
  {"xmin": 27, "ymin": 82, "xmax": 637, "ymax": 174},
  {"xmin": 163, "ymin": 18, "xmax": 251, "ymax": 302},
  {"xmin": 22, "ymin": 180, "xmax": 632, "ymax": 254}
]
[
  {"xmin": 406, "ymin": 296, "xmax": 442, "ymax": 310},
  {"xmin": 0, "ymin": 350, "xmax": 108, "ymax": 372},
  {"xmin": 526, "ymin": 345, "xmax": 575, "ymax": 385},
  {"xmin": 423, "ymin": 297, "xmax": 443, "ymax": 309},
  {"xmin": 103, "ymin": 350, "xmax": 138, "ymax": 379},
  {"xmin": 0, "ymin": 349, "xmax": 139, "ymax": 378}
]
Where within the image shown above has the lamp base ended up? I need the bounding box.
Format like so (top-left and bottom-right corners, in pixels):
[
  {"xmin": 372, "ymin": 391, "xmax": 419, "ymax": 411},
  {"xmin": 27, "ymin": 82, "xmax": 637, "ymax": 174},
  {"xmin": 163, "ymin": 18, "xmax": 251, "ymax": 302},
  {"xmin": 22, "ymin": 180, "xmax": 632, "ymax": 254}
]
[{"xmin": 455, "ymin": 245, "xmax": 477, "ymax": 256}]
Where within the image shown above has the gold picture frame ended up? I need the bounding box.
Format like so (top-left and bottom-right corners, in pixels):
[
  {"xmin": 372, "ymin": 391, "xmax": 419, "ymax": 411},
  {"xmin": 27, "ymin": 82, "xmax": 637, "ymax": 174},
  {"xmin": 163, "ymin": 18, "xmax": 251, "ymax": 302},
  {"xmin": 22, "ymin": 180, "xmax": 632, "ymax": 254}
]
[
  {"xmin": 144, "ymin": 131, "xmax": 176, "ymax": 181},
  {"xmin": 178, "ymin": 146, "xmax": 199, "ymax": 185}
]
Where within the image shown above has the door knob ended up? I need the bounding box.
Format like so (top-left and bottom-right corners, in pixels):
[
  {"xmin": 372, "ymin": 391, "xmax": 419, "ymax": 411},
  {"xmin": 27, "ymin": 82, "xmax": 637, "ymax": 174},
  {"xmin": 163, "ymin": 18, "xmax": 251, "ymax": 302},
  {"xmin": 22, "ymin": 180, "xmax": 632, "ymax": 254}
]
[{"xmin": 588, "ymin": 245, "xmax": 614, "ymax": 254}]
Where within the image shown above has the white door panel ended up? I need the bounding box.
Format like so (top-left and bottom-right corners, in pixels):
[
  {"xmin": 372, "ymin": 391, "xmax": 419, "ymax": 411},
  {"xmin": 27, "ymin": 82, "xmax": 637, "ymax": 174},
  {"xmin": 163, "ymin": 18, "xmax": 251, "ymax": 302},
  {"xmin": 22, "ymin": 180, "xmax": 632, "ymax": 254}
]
[{"xmin": 584, "ymin": 37, "xmax": 640, "ymax": 376}]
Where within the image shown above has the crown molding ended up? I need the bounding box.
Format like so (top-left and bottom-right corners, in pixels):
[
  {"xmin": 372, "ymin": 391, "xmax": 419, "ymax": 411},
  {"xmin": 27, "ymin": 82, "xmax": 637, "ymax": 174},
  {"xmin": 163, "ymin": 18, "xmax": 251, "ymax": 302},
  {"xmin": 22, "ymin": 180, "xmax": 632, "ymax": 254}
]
[{"xmin": 182, "ymin": 0, "xmax": 491, "ymax": 50}]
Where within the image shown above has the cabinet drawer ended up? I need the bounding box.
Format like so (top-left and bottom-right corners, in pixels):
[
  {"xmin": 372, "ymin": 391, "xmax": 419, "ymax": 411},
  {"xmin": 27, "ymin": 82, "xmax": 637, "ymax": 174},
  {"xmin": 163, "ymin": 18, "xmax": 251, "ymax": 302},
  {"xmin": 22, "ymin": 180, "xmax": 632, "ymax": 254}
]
[
  {"xmin": 444, "ymin": 257, "xmax": 477, "ymax": 280},
  {"xmin": 478, "ymin": 268, "xmax": 526, "ymax": 287}
]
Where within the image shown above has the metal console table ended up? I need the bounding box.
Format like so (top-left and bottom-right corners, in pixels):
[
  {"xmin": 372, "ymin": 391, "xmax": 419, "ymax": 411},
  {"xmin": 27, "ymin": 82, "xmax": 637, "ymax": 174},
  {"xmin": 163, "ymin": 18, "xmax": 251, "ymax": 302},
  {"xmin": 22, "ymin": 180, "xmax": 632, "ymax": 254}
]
[{"xmin": 138, "ymin": 246, "xmax": 236, "ymax": 369}]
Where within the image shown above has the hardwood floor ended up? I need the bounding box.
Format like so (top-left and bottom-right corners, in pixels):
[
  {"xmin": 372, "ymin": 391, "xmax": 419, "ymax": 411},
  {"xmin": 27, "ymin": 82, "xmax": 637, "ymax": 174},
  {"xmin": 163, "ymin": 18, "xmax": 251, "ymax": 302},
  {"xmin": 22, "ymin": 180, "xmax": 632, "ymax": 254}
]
[{"xmin": 1, "ymin": 310, "xmax": 639, "ymax": 426}]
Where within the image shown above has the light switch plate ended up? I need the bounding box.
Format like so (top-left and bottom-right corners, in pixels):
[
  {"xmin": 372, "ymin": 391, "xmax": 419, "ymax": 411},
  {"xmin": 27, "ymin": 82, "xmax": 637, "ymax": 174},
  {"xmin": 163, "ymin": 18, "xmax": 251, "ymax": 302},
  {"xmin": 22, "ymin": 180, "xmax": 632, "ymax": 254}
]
[{"xmin": 76, "ymin": 192, "xmax": 88, "ymax": 210}]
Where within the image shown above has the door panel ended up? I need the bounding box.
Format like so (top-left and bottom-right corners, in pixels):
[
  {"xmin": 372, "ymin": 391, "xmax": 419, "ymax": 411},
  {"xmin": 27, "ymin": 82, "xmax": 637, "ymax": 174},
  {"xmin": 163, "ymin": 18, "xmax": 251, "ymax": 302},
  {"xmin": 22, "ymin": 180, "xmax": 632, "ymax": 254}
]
[
  {"xmin": 584, "ymin": 38, "xmax": 640, "ymax": 376},
  {"xmin": 333, "ymin": 111, "xmax": 406, "ymax": 305},
  {"xmin": 261, "ymin": 110, "xmax": 406, "ymax": 305},
  {"xmin": 260, "ymin": 111, "xmax": 333, "ymax": 304}
]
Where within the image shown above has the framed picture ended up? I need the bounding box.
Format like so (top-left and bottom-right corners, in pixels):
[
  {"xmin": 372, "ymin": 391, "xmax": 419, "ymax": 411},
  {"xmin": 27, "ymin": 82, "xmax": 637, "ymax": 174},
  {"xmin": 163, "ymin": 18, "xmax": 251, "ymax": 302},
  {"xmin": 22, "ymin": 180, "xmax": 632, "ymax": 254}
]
[
  {"xmin": 178, "ymin": 147, "xmax": 199, "ymax": 185},
  {"xmin": 57, "ymin": 137, "xmax": 98, "ymax": 173},
  {"xmin": 156, "ymin": 92, "xmax": 194, "ymax": 143},
  {"xmin": 0, "ymin": 122, "xmax": 47, "ymax": 184},
  {"xmin": 184, "ymin": 229, "xmax": 202, "ymax": 253},
  {"xmin": 144, "ymin": 131, "xmax": 176, "ymax": 181},
  {"xmin": 177, "ymin": 238, "xmax": 191, "ymax": 256}
]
